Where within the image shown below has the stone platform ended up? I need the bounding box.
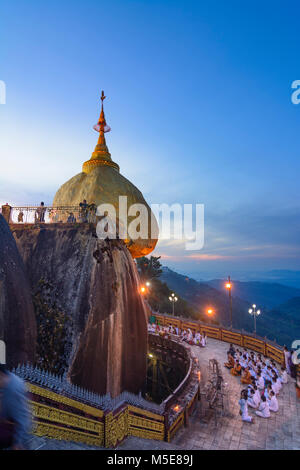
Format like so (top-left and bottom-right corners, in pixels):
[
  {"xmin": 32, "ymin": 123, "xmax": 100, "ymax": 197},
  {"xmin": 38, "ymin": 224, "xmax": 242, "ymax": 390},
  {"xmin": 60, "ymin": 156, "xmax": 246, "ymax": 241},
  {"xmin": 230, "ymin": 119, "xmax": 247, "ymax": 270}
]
[
  {"xmin": 117, "ymin": 338, "xmax": 300, "ymax": 451},
  {"xmin": 28, "ymin": 338, "xmax": 299, "ymax": 450}
]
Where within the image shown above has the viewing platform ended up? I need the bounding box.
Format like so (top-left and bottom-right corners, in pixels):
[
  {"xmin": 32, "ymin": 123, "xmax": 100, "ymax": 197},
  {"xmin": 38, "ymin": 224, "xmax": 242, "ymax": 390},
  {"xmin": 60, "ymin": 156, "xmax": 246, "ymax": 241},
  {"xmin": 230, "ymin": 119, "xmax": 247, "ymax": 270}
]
[{"xmin": 118, "ymin": 338, "xmax": 300, "ymax": 451}]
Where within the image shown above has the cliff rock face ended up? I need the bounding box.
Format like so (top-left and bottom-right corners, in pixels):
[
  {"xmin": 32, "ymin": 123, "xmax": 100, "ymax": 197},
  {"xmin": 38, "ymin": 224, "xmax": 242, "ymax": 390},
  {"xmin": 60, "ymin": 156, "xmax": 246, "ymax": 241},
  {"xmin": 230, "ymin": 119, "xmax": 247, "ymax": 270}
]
[
  {"xmin": 0, "ymin": 215, "xmax": 36, "ymax": 367},
  {"xmin": 12, "ymin": 224, "xmax": 148, "ymax": 397}
]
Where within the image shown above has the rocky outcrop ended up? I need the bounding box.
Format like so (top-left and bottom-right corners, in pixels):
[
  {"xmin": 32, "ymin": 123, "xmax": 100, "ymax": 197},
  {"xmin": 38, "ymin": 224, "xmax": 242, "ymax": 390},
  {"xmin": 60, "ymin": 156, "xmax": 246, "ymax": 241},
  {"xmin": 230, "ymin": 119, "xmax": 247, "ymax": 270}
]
[
  {"xmin": 12, "ymin": 224, "xmax": 148, "ymax": 397},
  {"xmin": 0, "ymin": 215, "xmax": 36, "ymax": 367}
]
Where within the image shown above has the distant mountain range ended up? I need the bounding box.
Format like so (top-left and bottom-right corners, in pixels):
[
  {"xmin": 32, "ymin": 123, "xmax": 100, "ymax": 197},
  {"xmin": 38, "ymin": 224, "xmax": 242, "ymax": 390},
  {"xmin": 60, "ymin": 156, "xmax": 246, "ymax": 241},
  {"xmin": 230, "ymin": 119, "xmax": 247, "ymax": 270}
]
[
  {"xmin": 160, "ymin": 267, "xmax": 300, "ymax": 347},
  {"xmin": 183, "ymin": 269, "xmax": 300, "ymax": 289},
  {"xmin": 206, "ymin": 279, "xmax": 300, "ymax": 310}
]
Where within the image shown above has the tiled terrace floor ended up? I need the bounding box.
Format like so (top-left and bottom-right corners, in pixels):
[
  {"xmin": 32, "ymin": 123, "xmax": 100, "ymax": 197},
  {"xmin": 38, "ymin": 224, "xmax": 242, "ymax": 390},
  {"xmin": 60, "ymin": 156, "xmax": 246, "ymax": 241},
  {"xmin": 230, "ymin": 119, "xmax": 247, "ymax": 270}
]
[{"xmin": 118, "ymin": 338, "xmax": 300, "ymax": 451}]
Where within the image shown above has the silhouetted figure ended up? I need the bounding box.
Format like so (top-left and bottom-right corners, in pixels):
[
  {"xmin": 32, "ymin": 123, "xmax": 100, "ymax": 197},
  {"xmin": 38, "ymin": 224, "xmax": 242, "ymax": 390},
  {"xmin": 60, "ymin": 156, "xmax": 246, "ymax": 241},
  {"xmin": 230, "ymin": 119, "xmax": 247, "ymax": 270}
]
[
  {"xmin": 79, "ymin": 199, "xmax": 88, "ymax": 222},
  {"xmin": 0, "ymin": 364, "xmax": 31, "ymax": 450},
  {"xmin": 36, "ymin": 202, "xmax": 46, "ymax": 223}
]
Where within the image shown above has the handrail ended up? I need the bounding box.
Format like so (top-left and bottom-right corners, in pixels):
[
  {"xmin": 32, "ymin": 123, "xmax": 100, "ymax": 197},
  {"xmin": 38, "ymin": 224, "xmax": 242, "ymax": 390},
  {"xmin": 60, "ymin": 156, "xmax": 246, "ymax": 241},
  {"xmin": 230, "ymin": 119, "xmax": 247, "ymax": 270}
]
[{"xmin": 151, "ymin": 312, "xmax": 285, "ymax": 364}]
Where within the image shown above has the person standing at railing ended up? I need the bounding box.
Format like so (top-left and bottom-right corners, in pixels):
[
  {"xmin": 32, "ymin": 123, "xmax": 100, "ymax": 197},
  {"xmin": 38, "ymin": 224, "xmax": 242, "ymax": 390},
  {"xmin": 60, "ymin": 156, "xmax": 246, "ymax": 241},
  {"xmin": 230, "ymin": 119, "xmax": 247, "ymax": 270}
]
[
  {"xmin": 17, "ymin": 211, "xmax": 24, "ymax": 223},
  {"xmin": 67, "ymin": 212, "xmax": 76, "ymax": 223},
  {"xmin": 280, "ymin": 367, "xmax": 288, "ymax": 384},
  {"xmin": 284, "ymin": 346, "xmax": 292, "ymax": 375},
  {"xmin": 35, "ymin": 202, "xmax": 46, "ymax": 223},
  {"xmin": 88, "ymin": 202, "xmax": 97, "ymax": 223},
  {"xmin": 0, "ymin": 364, "xmax": 31, "ymax": 450},
  {"xmin": 79, "ymin": 199, "xmax": 88, "ymax": 223}
]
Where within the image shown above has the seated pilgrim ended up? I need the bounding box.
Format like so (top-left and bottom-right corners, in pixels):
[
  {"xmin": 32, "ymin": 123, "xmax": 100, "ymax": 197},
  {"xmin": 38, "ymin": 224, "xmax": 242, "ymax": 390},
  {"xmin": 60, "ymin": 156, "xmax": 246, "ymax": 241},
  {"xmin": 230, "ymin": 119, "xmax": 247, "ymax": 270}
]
[
  {"xmin": 224, "ymin": 352, "xmax": 235, "ymax": 369},
  {"xmin": 247, "ymin": 385, "xmax": 261, "ymax": 409},
  {"xmin": 267, "ymin": 391, "xmax": 279, "ymax": 412},
  {"xmin": 230, "ymin": 360, "xmax": 242, "ymax": 376},
  {"xmin": 255, "ymin": 395, "xmax": 270, "ymax": 418},
  {"xmin": 201, "ymin": 333, "xmax": 207, "ymax": 347},
  {"xmin": 241, "ymin": 367, "xmax": 252, "ymax": 385},
  {"xmin": 280, "ymin": 367, "xmax": 288, "ymax": 384},
  {"xmin": 238, "ymin": 389, "xmax": 253, "ymax": 423},
  {"xmin": 256, "ymin": 372, "xmax": 265, "ymax": 390}
]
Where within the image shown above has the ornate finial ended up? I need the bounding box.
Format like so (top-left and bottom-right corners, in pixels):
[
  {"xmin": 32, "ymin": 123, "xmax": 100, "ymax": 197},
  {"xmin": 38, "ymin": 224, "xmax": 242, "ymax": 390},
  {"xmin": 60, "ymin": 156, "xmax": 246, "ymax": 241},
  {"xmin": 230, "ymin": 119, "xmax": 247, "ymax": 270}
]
[
  {"xmin": 82, "ymin": 92, "xmax": 119, "ymax": 174},
  {"xmin": 93, "ymin": 91, "xmax": 111, "ymax": 134}
]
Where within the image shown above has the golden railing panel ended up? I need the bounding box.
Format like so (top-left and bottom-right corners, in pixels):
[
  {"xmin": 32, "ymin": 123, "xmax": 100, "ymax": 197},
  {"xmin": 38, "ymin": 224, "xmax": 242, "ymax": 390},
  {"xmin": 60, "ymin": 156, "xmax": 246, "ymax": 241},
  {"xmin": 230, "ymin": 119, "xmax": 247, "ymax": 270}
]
[
  {"xmin": 128, "ymin": 405, "xmax": 164, "ymax": 422},
  {"xmin": 200, "ymin": 325, "xmax": 221, "ymax": 339},
  {"xmin": 221, "ymin": 330, "xmax": 243, "ymax": 346},
  {"xmin": 33, "ymin": 421, "xmax": 103, "ymax": 447},
  {"xmin": 104, "ymin": 408, "xmax": 129, "ymax": 448},
  {"xmin": 129, "ymin": 414, "xmax": 165, "ymax": 440},
  {"xmin": 167, "ymin": 412, "xmax": 184, "ymax": 442},
  {"xmin": 30, "ymin": 401, "xmax": 103, "ymax": 435},
  {"xmin": 243, "ymin": 335, "xmax": 265, "ymax": 354},
  {"xmin": 28, "ymin": 383, "xmax": 103, "ymax": 418},
  {"xmin": 266, "ymin": 344, "xmax": 284, "ymax": 364}
]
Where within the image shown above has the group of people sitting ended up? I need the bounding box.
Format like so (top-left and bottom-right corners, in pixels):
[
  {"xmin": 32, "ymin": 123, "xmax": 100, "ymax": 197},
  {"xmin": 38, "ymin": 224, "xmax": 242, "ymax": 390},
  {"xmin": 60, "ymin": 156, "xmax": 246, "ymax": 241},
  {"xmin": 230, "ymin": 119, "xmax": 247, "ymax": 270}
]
[
  {"xmin": 148, "ymin": 323, "xmax": 207, "ymax": 347},
  {"xmin": 224, "ymin": 344, "xmax": 288, "ymax": 423}
]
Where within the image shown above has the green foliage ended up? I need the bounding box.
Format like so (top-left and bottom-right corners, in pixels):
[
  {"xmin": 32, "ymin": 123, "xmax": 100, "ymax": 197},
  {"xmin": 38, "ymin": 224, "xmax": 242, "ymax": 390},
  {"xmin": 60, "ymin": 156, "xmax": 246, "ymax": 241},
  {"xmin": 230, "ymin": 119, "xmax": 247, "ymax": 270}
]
[
  {"xmin": 136, "ymin": 256, "xmax": 162, "ymax": 282},
  {"xmin": 33, "ymin": 279, "xmax": 72, "ymax": 374}
]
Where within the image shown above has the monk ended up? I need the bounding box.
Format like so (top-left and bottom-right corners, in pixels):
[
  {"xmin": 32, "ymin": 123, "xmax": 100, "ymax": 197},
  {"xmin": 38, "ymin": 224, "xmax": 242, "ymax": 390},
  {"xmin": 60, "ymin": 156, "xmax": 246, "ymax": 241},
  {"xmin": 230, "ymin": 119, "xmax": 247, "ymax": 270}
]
[
  {"xmin": 241, "ymin": 367, "xmax": 252, "ymax": 385},
  {"xmin": 231, "ymin": 360, "xmax": 242, "ymax": 376},
  {"xmin": 224, "ymin": 353, "xmax": 235, "ymax": 369}
]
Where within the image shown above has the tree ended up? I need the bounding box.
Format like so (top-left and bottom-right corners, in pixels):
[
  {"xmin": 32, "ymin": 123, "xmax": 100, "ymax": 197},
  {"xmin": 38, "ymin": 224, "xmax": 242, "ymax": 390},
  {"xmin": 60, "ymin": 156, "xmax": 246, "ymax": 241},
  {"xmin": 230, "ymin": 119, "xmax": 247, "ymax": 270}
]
[{"xmin": 136, "ymin": 256, "xmax": 162, "ymax": 282}]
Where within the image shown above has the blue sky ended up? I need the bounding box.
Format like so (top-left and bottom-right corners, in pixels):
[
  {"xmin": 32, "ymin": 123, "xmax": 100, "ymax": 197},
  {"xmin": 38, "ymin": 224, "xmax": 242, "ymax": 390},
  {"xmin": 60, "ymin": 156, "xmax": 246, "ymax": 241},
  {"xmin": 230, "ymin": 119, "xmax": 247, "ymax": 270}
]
[{"xmin": 1, "ymin": 0, "xmax": 300, "ymax": 278}]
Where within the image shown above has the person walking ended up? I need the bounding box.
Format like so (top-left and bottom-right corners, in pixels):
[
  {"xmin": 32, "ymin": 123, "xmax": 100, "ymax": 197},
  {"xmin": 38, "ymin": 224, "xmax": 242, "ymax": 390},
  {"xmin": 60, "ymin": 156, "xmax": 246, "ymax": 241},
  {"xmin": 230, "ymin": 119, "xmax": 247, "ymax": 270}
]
[{"xmin": 0, "ymin": 364, "xmax": 31, "ymax": 450}]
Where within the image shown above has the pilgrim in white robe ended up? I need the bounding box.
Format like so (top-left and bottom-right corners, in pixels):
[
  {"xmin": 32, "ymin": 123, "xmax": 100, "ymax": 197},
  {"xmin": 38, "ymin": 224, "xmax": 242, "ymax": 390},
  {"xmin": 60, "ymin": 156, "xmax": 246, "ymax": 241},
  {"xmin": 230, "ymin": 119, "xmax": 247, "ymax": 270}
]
[
  {"xmin": 256, "ymin": 376, "xmax": 265, "ymax": 390},
  {"xmin": 268, "ymin": 395, "xmax": 279, "ymax": 412},
  {"xmin": 238, "ymin": 398, "xmax": 252, "ymax": 422},
  {"xmin": 248, "ymin": 390, "xmax": 261, "ymax": 409},
  {"xmin": 284, "ymin": 350, "xmax": 291, "ymax": 374},
  {"xmin": 280, "ymin": 370, "xmax": 288, "ymax": 384},
  {"xmin": 255, "ymin": 401, "xmax": 270, "ymax": 418}
]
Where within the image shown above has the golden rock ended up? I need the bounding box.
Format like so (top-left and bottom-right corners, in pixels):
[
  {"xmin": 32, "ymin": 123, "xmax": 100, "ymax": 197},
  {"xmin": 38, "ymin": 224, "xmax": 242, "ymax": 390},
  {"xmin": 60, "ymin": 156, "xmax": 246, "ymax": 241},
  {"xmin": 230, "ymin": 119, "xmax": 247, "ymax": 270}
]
[{"xmin": 53, "ymin": 92, "xmax": 158, "ymax": 258}]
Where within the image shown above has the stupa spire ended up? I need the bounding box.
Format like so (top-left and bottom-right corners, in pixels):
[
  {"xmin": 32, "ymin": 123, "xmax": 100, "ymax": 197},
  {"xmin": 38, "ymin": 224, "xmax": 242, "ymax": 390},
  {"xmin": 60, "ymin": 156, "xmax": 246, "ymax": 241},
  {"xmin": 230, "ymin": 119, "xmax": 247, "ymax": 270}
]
[{"xmin": 82, "ymin": 91, "xmax": 119, "ymax": 174}]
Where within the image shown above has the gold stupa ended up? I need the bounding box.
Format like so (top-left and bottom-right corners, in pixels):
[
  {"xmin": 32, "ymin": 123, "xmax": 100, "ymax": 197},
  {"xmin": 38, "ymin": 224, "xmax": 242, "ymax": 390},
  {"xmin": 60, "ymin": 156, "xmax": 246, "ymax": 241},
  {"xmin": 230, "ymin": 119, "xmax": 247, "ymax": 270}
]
[{"xmin": 53, "ymin": 91, "xmax": 158, "ymax": 258}]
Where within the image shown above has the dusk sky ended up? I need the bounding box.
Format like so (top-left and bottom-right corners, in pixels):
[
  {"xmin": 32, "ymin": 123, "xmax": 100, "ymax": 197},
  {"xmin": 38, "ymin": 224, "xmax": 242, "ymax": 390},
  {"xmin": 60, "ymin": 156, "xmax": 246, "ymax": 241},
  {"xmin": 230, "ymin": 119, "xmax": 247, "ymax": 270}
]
[{"xmin": 1, "ymin": 0, "xmax": 300, "ymax": 279}]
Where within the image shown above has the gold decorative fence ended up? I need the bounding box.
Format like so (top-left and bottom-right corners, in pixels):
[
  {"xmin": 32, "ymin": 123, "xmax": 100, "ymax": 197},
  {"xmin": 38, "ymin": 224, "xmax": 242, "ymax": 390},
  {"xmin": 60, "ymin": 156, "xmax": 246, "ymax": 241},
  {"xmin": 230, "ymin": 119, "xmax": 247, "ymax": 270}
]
[
  {"xmin": 24, "ymin": 334, "xmax": 200, "ymax": 448},
  {"xmin": 22, "ymin": 317, "xmax": 298, "ymax": 448},
  {"xmin": 152, "ymin": 313, "xmax": 285, "ymax": 364},
  {"xmin": 29, "ymin": 383, "xmax": 105, "ymax": 447}
]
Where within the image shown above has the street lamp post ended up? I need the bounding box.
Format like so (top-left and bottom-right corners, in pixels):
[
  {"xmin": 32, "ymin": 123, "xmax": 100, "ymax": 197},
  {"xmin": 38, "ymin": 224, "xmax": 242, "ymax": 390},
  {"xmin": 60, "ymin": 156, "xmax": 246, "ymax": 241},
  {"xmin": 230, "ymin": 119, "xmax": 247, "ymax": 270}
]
[
  {"xmin": 225, "ymin": 276, "xmax": 233, "ymax": 329},
  {"xmin": 169, "ymin": 293, "xmax": 178, "ymax": 316},
  {"xmin": 248, "ymin": 304, "xmax": 261, "ymax": 336},
  {"xmin": 206, "ymin": 308, "xmax": 214, "ymax": 324}
]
